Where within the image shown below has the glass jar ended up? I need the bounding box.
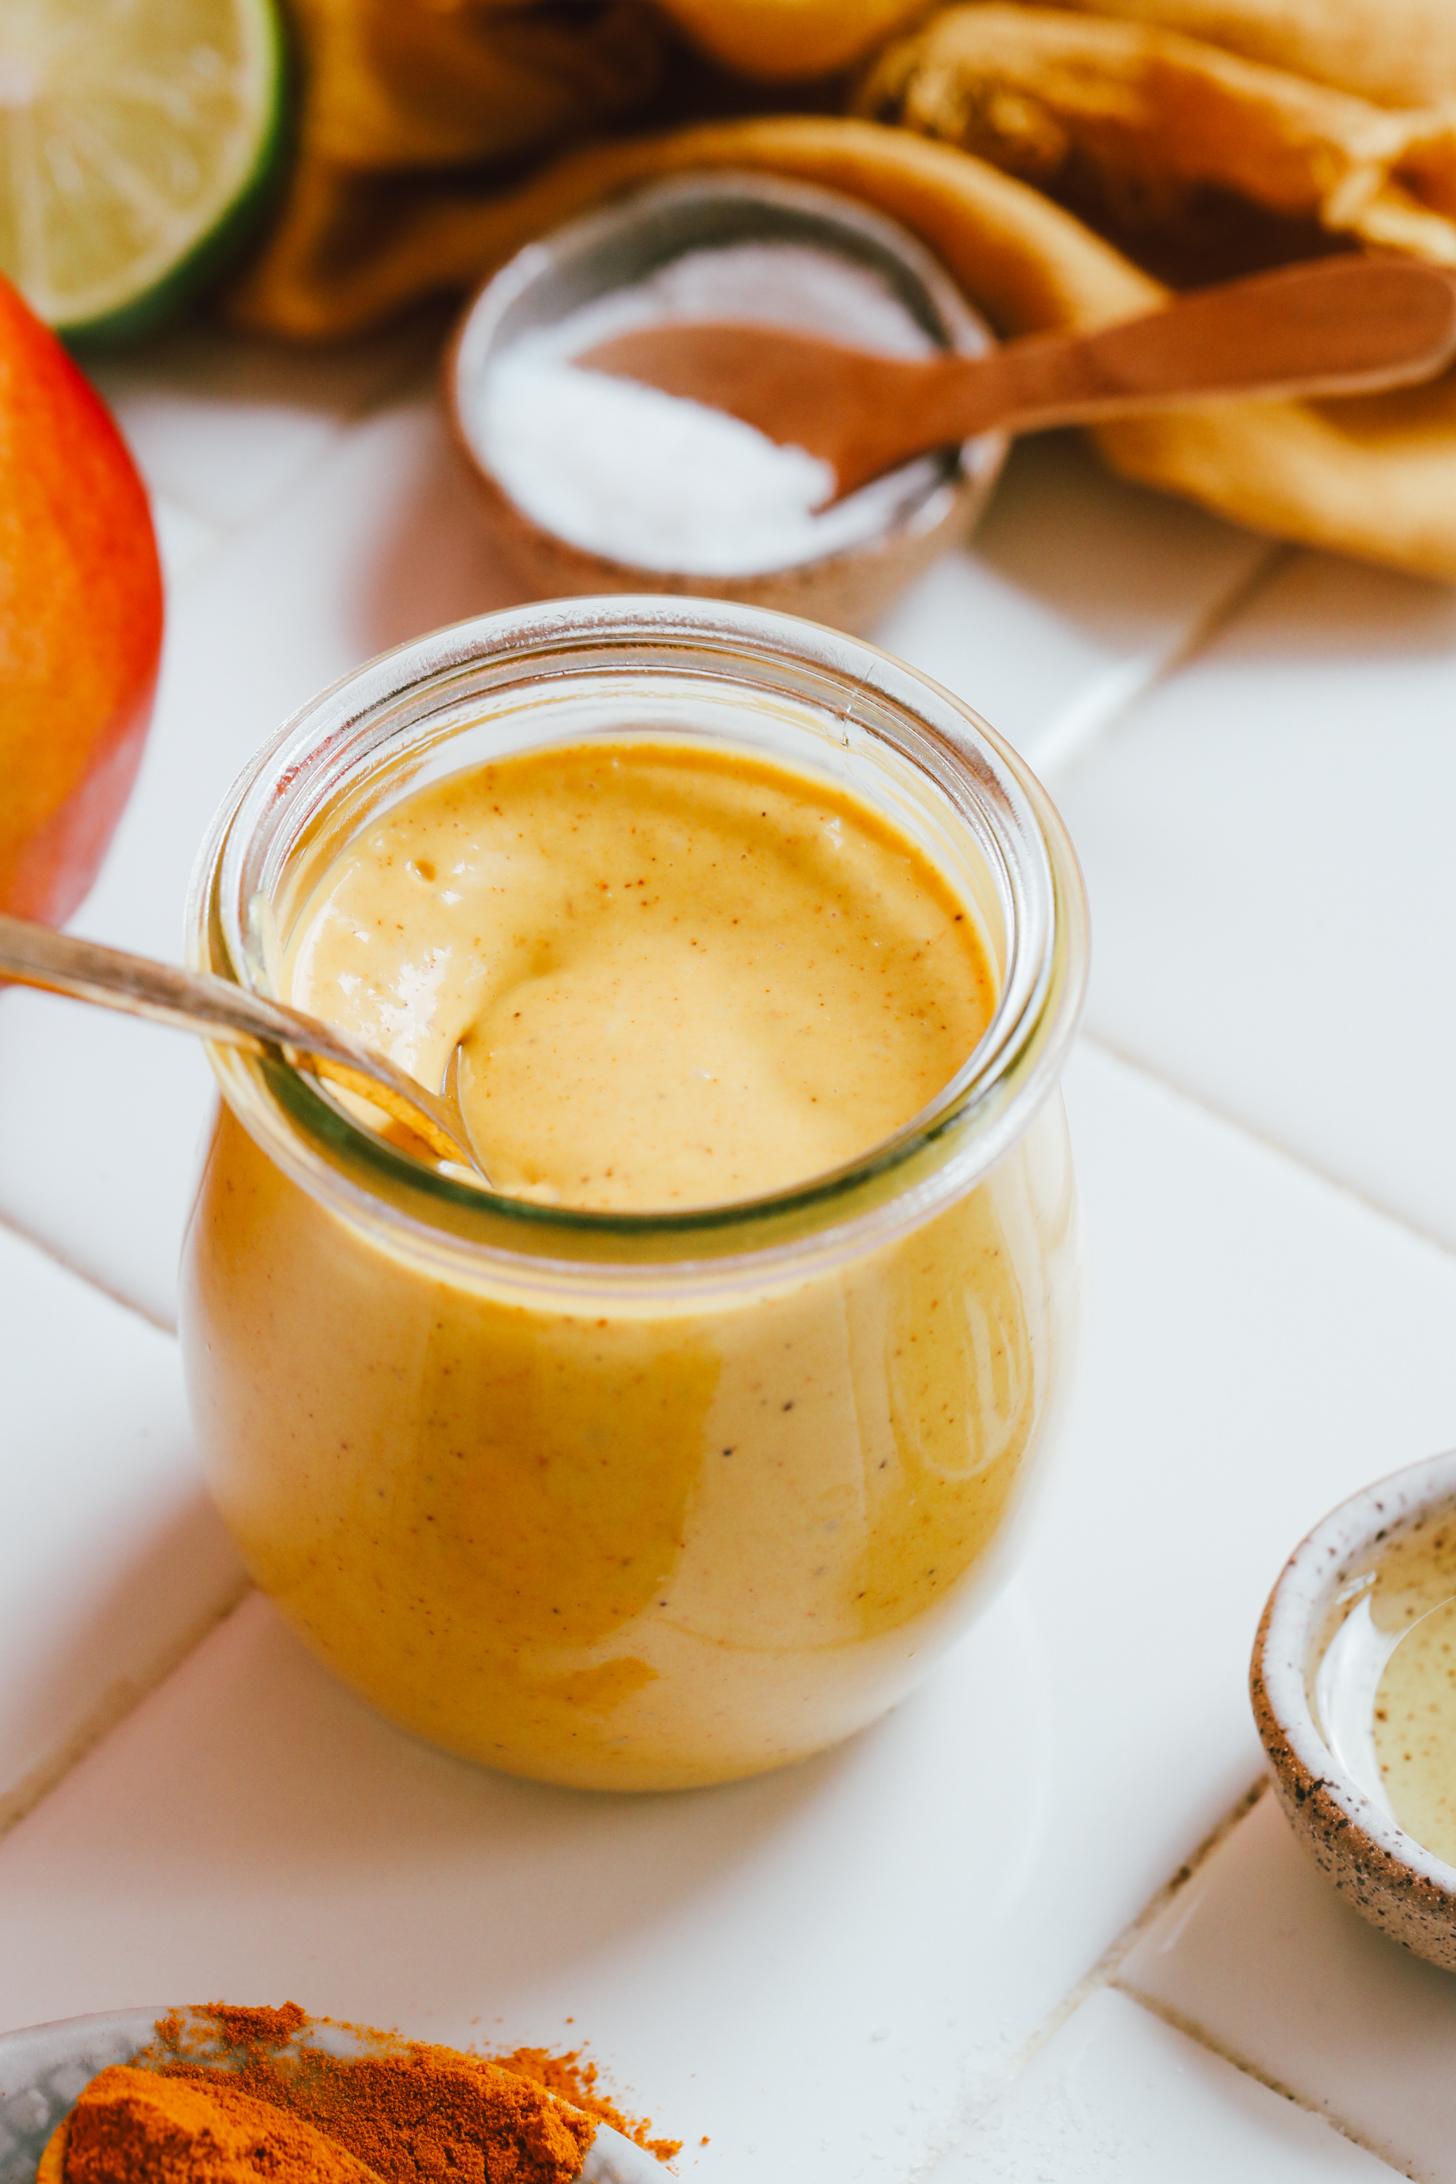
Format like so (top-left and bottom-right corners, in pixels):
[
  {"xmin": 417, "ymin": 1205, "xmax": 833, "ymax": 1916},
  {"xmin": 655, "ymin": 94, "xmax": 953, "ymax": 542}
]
[{"xmin": 181, "ymin": 598, "xmax": 1087, "ymax": 1792}]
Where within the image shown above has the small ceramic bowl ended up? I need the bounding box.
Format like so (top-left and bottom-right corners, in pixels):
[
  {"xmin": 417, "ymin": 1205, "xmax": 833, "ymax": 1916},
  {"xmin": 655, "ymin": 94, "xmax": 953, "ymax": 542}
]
[
  {"xmin": 1251, "ymin": 1448, "xmax": 1456, "ymax": 1971},
  {"xmin": 444, "ymin": 171, "xmax": 1006, "ymax": 634},
  {"xmin": 0, "ymin": 2006, "xmax": 656, "ymax": 2183}
]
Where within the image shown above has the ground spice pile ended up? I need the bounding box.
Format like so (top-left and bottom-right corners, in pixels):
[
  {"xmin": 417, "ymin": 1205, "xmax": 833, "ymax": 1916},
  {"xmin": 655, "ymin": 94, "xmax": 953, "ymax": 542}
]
[
  {"xmin": 51, "ymin": 2066, "xmax": 378, "ymax": 2184},
  {"xmin": 46, "ymin": 2005, "xmax": 677, "ymax": 2184},
  {"xmin": 487, "ymin": 2048, "xmax": 681, "ymax": 2164}
]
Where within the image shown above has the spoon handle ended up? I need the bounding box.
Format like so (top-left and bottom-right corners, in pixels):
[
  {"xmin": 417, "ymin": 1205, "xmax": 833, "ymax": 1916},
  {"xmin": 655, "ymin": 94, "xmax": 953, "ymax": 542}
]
[
  {"xmin": 921, "ymin": 255, "xmax": 1456, "ymax": 442},
  {"xmin": 0, "ymin": 913, "xmax": 472, "ymax": 1167},
  {"xmin": 581, "ymin": 254, "xmax": 1456, "ymax": 500}
]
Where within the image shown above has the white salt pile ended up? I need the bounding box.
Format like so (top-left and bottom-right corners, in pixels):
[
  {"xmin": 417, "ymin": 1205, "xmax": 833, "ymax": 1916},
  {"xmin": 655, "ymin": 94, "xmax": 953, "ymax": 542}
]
[{"xmin": 464, "ymin": 240, "xmax": 947, "ymax": 577}]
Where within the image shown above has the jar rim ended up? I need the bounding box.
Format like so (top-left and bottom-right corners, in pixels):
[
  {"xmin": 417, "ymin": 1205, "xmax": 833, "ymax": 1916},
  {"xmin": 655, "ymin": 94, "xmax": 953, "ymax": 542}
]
[{"xmin": 189, "ymin": 596, "xmax": 1087, "ymax": 1281}]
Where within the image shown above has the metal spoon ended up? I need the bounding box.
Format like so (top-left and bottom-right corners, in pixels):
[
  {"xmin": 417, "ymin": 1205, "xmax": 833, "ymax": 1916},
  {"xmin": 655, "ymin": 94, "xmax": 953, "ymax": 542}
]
[
  {"xmin": 0, "ymin": 912, "xmax": 482, "ymax": 1176},
  {"xmin": 580, "ymin": 253, "xmax": 1456, "ymax": 501}
]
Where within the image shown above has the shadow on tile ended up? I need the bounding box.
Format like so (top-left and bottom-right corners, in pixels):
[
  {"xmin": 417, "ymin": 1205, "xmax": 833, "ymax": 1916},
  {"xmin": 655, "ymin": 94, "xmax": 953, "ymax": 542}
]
[
  {"xmin": 1196, "ymin": 549, "xmax": 1456, "ymax": 667},
  {"xmin": 352, "ymin": 407, "xmax": 527, "ymax": 659},
  {"xmin": 209, "ymin": 1595, "xmax": 1042, "ymax": 1991}
]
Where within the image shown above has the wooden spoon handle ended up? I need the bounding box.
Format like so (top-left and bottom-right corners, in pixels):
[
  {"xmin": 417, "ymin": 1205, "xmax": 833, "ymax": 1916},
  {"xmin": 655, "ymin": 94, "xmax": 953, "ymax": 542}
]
[{"xmin": 920, "ymin": 255, "xmax": 1456, "ymax": 444}]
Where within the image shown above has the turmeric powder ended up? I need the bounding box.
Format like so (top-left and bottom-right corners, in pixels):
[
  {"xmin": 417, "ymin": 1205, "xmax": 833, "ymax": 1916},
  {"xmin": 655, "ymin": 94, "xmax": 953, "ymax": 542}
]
[
  {"xmin": 488, "ymin": 2048, "xmax": 681, "ymax": 2165},
  {"xmin": 53, "ymin": 2067, "xmax": 380, "ymax": 2184},
  {"xmin": 43, "ymin": 2004, "xmax": 675, "ymax": 2184}
]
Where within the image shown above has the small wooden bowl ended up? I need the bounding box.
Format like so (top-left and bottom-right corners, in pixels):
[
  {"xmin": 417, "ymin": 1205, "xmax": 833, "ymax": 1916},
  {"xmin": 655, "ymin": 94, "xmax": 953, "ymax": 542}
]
[
  {"xmin": 443, "ymin": 172, "xmax": 1006, "ymax": 635},
  {"xmin": 1251, "ymin": 1448, "xmax": 1456, "ymax": 1971}
]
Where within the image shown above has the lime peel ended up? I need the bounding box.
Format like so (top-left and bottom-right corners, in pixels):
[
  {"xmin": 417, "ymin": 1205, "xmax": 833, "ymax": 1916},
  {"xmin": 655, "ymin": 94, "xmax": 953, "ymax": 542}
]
[{"xmin": 0, "ymin": 0, "xmax": 289, "ymax": 340}]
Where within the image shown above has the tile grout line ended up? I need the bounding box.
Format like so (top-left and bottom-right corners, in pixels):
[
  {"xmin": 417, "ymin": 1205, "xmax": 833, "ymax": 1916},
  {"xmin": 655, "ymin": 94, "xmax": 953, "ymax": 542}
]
[
  {"xmin": 0, "ymin": 1231, "xmax": 233, "ymax": 1847},
  {"xmin": 0, "ymin": 1206, "xmax": 175, "ymax": 1337},
  {"xmin": 999, "ymin": 510, "xmax": 1421, "ymax": 2176},
  {"xmin": 1034, "ymin": 538, "xmax": 1292, "ymax": 783},
  {"xmin": 1112, "ymin": 1986, "xmax": 1417, "ymax": 2180},
  {"xmin": 1038, "ymin": 1778, "xmax": 1269, "ymax": 2012},
  {"xmin": 1083, "ymin": 1026, "xmax": 1456, "ymax": 1272},
  {"xmin": 919, "ymin": 1768, "xmax": 1411, "ymax": 2180},
  {"xmin": 0, "ymin": 1579, "xmax": 253, "ymax": 1850},
  {"xmin": 901, "ymin": 1778, "xmax": 1270, "ymax": 2181}
]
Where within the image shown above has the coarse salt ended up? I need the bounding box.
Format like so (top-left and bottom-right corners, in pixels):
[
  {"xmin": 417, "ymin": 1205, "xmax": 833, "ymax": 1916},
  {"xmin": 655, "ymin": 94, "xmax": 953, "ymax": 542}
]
[{"xmin": 463, "ymin": 241, "xmax": 949, "ymax": 578}]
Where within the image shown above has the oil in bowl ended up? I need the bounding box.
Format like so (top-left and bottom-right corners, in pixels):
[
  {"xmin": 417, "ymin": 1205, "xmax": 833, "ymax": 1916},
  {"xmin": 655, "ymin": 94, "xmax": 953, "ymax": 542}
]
[
  {"xmin": 1314, "ymin": 1498, "xmax": 1456, "ymax": 1865},
  {"xmin": 1252, "ymin": 1448, "xmax": 1456, "ymax": 1970}
]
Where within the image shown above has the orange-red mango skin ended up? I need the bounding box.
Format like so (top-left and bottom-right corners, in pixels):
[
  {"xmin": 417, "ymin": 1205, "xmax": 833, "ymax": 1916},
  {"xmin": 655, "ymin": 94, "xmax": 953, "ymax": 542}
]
[{"xmin": 0, "ymin": 276, "xmax": 163, "ymax": 924}]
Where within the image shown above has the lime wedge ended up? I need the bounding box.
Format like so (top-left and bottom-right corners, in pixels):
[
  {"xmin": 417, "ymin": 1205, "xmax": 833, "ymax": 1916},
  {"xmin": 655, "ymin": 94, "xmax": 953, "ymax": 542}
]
[{"xmin": 0, "ymin": 0, "xmax": 288, "ymax": 340}]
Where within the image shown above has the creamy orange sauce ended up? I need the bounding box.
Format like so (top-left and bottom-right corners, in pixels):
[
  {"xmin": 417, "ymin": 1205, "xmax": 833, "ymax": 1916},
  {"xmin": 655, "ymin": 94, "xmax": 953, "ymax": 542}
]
[
  {"xmin": 284, "ymin": 740, "xmax": 996, "ymax": 1208},
  {"xmin": 182, "ymin": 738, "xmax": 1075, "ymax": 1790}
]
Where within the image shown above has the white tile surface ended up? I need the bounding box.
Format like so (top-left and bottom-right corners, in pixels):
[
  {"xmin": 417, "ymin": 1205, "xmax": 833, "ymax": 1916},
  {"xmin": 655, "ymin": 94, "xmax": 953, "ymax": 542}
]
[
  {"xmin": 1020, "ymin": 1046, "xmax": 1456, "ymax": 1935},
  {"xmin": 149, "ymin": 495, "xmax": 219, "ymax": 588},
  {"xmin": 878, "ymin": 437, "xmax": 1268, "ymax": 770},
  {"xmin": 0, "ymin": 1222, "xmax": 240, "ymax": 1829},
  {"xmin": 90, "ymin": 323, "xmax": 433, "ymax": 528},
  {"xmin": 1056, "ymin": 547, "xmax": 1456, "ymax": 1247},
  {"xmin": 0, "ymin": 1046, "xmax": 1453, "ymax": 2178},
  {"xmin": 10, "ymin": 295, "xmax": 1456, "ymax": 2176},
  {"xmin": 1120, "ymin": 1790, "xmax": 1456, "ymax": 2182},
  {"xmin": 12, "ymin": 259, "xmax": 1456, "ymax": 2183},
  {"xmin": 0, "ymin": 1591, "xmax": 1043, "ymax": 2180},
  {"xmin": 931, "ymin": 1989, "xmax": 1392, "ymax": 2182}
]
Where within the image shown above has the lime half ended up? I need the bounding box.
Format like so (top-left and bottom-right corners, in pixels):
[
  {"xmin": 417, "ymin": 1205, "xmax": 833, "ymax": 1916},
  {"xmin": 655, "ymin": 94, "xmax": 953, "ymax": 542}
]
[{"xmin": 0, "ymin": 0, "xmax": 288, "ymax": 340}]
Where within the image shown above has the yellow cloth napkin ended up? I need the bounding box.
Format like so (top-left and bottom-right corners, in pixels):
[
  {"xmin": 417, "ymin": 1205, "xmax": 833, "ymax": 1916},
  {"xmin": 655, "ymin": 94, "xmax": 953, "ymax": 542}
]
[{"xmin": 227, "ymin": 0, "xmax": 1456, "ymax": 580}]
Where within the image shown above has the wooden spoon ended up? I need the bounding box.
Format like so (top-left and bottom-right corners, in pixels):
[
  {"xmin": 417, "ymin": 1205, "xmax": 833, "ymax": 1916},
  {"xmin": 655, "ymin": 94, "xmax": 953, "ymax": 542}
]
[{"xmin": 579, "ymin": 254, "xmax": 1456, "ymax": 500}]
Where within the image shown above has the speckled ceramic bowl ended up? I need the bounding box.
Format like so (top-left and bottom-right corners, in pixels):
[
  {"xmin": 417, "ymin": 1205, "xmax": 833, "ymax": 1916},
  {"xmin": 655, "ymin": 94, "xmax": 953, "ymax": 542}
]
[
  {"xmin": 1251, "ymin": 1448, "xmax": 1456, "ymax": 1972},
  {"xmin": 0, "ymin": 2007, "xmax": 657, "ymax": 2183},
  {"xmin": 444, "ymin": 171, "xmax": 1006, "ymax": 635}
]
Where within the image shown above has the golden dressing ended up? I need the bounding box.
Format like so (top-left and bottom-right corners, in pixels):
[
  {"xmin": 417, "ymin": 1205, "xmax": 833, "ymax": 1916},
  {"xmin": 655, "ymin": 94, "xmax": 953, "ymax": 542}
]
[
  {"xmin": 182, "ymin": 737, "xmax": 1075, "ymax": 1788},
  {"xmin": 284, "ymin": 740, "xmax": 996, "ymax": 1208}
]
